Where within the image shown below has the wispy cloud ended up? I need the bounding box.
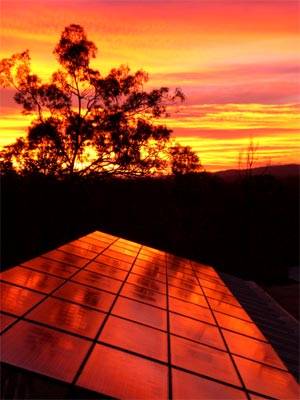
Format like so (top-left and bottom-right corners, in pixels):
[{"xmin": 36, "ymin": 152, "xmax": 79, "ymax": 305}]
[{"xmin": 1, "ymin": 0, "xmax": 299, "ymax": 170}]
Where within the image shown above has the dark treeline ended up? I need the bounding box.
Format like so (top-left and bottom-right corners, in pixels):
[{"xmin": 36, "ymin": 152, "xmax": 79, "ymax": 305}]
[{"xmin": 1, "ymin": 171, "xmax": 298, "ymax": 284}]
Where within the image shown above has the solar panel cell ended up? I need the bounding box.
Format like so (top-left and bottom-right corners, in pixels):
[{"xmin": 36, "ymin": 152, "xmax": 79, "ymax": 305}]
[
  {"xmin": 223, "ymin": 329, "xmax": 287, "ymax": 370},
  {"xmin": 112, "ymin": 296, "xmax": 167, "ymax": 330},
  {"xmin": 172, "ymin": 368, "xmax": 247, "ymax": 400},
  {"xmin": 21, "ymin": 257, "xmax": 78, "ymax": 278},
  {"xmin": 27, "ymin": 297, "xmax": 106, "ymax": 339},
  {"xmin": 0, "ymin": 313, "xmax": 17, "ymax": 333},
  {"xmin": 233, "ymin": 356, "xmax": 300, "ymax": 399},
  {"xmin": 171, "ymin": 335, "xmax": 241, "ymax": 386},
  {"xmin": 135, "ymin": 258, "xmax": 166, "ymax": 271},
  {"xmin": 77, "ymin": 344, "xmax": 169, "ymax": 399},
  {"xmin": 169, "ymin": 297, "xmax": 214, "ymax": 324},
  {"xmin": 95, "ymin": 254, "xmax": 132, "ymax": 271},
  {"xmin": 120, "ymin": 282, "xmax": 167, "ymax": 308},
  {"xmin": 208, "ymin": 298, "xmax": 252, "ymax": 322},
  {"xmin": 102, "ymin": 249, "xmax": 135, "ymax": 264},
  {"xmin": 71, "ymin": 270, "xmax": 122, "ymax": 293},
  {"xmin": 0, "ymin": 267, "xmax": 64, "ymax": 294},
  {"xmin": 2, "ymin": 321, "xmax": 91, "ymax": 383},
  {"xmin": 99, "ymin": 315, "xmax": 168, "ymax": 362},
  {"xmin": 170, "ymin": 312, "xmax": 226, "ymax": 350},
  {"xmin": 131, "ymin": 264, "xmax": 166, "ymax": 283},
  {"xmin": 127, "ymin": 272, "xmax": 167, "ymax": 294},
  {"xmin": 58, "ymin": 244, "xmax": 98, "ymax": 259},
  {"xmin": 85, "ymin": 261, "xmax": 128, "ymax": 280},
  {"xmin": 169, "ymin": 286, "xmax": 208, "ymax": 307},
  {"xmin": 69, "ymin": 239, "xmax": 105, "ymax": 252},
  {"xmin": 0, "ymin": 281, "xmax": 45, "ymax": 316},
  {"xmin": 52, "ymin": 281, "xmax": 115, "ymax": 311},
  {"xmin": 203, "ymin": 287, "xmax": 241, "ymax": 307},
  {"xmin": 43, "ymin": 250, "xmax": 88, "ymax": 268},
  {"xmin": 215, "ymin": 312, "xmax": 266, "ymax": 341},
  {"xmin": 169, "ymin": 280, "xmax": 203, "ymax": 295}
]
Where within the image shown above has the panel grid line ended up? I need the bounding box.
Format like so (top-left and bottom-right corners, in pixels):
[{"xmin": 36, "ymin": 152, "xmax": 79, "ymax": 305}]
[
  {"xmin": 71, "ymin": 239, "xmax": 143, "ymax": 385},
  {"xmin": 0, "ymin": 273, "xmax": 275, "ymax": 344},
  {"xmin": 165, "ymin": 252, "xmax": 173, "ymax": 400},
  {"xmin": 0, "ymin": 287, "xmax": 290, "ymax": 376},
  {"xmin": 0, "ymin": 234, "xmax": 120, "ymax": 336},
  {"xmin": 1, "ymin": 231, "xmax": 298, "ymax": 400},
  {"xmin": 190, "ymin": 260, "xmax": 252, "ymax": 400}
]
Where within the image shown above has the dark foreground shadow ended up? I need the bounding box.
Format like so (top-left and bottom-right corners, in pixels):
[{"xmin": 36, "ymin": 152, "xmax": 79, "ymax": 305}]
[{"xmin": 1, "ymin": 172, "xmax": 299, "ymax": 285}]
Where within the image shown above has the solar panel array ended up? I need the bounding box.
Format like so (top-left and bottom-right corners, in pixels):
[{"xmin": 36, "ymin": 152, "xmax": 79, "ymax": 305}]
[{"xmin": 0, "ymin": 231, "xmax": 299, "ymax": 399}]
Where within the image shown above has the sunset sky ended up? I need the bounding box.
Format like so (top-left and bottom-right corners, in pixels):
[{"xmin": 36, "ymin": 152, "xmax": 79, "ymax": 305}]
[{"xmin": 1, "ymin": 0, "xmax": 299, "ymax": 171}]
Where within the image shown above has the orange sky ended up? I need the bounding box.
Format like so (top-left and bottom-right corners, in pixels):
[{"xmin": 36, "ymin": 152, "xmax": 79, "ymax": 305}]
[{"xmin": 1, "ymin": 0, "xmax": 299, "ymax": 171}]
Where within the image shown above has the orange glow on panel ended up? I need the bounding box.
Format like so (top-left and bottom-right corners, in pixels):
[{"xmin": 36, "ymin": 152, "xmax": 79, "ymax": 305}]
[
  {"xmin": 0, "ymin": 267, "xmax": 63, "ymax": 294},
  {"xmin": 77, "ymin": 343, "xmax": 168, "ymax": 399},
  {"xmin": 0, "ymin": 281, "xmax": 45, "ymax": 316},
  {"xmin": 27, "ymin": 297, "xmax": 106, "ymax": 339},
  {"xmin": 22, "ymin": 257, "xmax": 78, "ymax": 279},
  {"xmin": 99, "ymin": 315, "xmax": 168, "ymax": 362},
  {"xmin": 53, "ymin": 281, "xmax": 116, "ymax": 312},
  {"xmin": 233, "ymin": 356, "xmax": 300, "ymax": 399},
  {"xmin": 1, "ymin": 231, "xmax": 299, "ymax": 398},
  {"xmin": 223, "ymin": 329, "xmax": 287, "ymax": 370},
  {"xmin": 2, "ymin": 320, "xmax": 91, "ymax": 383}
]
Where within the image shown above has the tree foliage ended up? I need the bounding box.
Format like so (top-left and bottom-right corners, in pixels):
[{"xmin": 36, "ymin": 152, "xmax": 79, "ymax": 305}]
[
  {"xmin": 0, "ymin": 24, "xmax": 188, "ymax": 177},
  {"xmin": 170, "ymin": 144, "xmax": 202, "ymax": 175}
]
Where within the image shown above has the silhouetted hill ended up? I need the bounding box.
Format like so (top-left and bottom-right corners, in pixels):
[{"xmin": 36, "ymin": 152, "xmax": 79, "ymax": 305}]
[{"xmin": 216, "ymin": 164, "xmax": 300, "ymax": 181}]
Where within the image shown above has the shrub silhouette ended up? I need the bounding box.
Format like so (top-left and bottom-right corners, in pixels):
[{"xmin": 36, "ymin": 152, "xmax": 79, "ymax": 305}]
[{"xmin": 170, "ymin": 144, "xmax": 202, "ymax": 175}]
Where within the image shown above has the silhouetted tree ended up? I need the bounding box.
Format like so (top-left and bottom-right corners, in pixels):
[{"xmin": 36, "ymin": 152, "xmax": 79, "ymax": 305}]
[
  {"xmin": 237, "ymin": 138, "xmax": 271, "ymax": 180},
  {"xmin": 238, "ymin": 138, "xmax": 259, "ymax": 178},
  {"xmin": 0, "ymin": 24, "xmax": 184, "ymax": 177},
  {"xmin": 170, "ymin": 144, "xmax": 202, "ymax": 175}
]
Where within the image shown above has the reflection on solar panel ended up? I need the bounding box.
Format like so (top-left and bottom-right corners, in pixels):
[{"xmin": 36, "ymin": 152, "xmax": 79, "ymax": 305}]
[{"xmin": 1, "ymin": 231, "xmax": 299, "ymax": 399}]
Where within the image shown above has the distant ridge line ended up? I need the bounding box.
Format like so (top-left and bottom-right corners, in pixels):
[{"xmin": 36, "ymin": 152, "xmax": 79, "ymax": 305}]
[{"xmin": 214, "ymin": 164, "xmax": 300, "ymax": 179}]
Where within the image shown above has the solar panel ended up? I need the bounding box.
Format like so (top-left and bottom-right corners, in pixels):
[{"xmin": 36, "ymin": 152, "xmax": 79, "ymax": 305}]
[{"xmin": 0, "ymin": 230, "xmax": 299, "ymax": 399}]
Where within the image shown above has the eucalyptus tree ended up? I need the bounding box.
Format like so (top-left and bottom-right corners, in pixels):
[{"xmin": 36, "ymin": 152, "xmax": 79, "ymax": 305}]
[{"xmin": 0, "ymin": 24, "xmax": 184, "ymax": 176}]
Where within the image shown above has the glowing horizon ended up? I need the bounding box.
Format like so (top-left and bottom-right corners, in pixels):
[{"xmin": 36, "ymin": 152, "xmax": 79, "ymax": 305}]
[{"xmin": 1, "ymin": 0, "xmax": 299, "ymax": 171}]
